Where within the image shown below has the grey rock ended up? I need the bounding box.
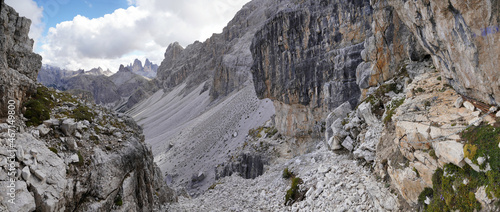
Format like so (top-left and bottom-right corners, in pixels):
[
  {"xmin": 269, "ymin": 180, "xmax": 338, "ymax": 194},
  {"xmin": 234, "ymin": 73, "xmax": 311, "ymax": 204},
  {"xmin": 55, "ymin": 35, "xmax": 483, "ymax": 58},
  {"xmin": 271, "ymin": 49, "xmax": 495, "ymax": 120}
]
[
  {"xmin": 454, "ymin": 97, "xmax": 463, "ymax": 108},
  {"xmin": 2, "ymin": 181, "xmax": 36, "ymax": 212},
  {"xmin": 65, "ymin": 137, "xmax": 77, "ymax": 151},
  {"xmin": 21, "ymin": 166, "xmax": 30, "ymax": 181},
  {"xmin": 75, "ymin": 131, "xmax": 82, "ymax": 139},
  {"xmin": 61, "ymin": 118, "xmax": 76, "ymax": 136},
  {"xmin": 356, "ymin": 62, "xmax": 373, "ymax": 89},
  {"xmin": 36, "ymin": 124, "xmax": 51, "ymax": 136},
  {"xmin": 0, "ymin": 123, "xmax": 8, "ymax": 132},
  {"xmin": 477, "ymin": 157, "xmax": 486, "ymax": 165},
  {"xmin": 387, "ymin": 0, "xmax": 500, "ymax": 106},
  {"xmin": 31, "ymin": 168, "xmax": 46, "ymax": 182},
  {"xmin": 0, "ymin": 1, "xmax": 42, "ymax": 118},
  {"xmin": 357, "ymin": 102, "xmax": 379, "ymax": 125},
  {"xmin": 43, "ymin": 119, "xmax": 60, "ymax": 127},
  {"xmin": 69, "ymin": 154, "xmax": 79, "ymax": 163},
  {"xmin": 16, "ymin": 147, "xmax": 24, "ymax": 161},
  {"xmin": 463, "ymin": 101, "xmax": 475, "ymax": 112},
  {"xmin": 342, "ymin": 136, "xmax": 355, "ymax": 151}
]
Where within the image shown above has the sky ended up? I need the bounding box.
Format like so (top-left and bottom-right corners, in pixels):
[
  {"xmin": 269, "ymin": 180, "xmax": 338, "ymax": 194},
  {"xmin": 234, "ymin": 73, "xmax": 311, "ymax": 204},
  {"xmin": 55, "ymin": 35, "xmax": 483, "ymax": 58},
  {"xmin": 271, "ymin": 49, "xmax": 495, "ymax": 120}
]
[{"xmin": 5, "ymin": 0, "xmax": 250, "ymax": 72}]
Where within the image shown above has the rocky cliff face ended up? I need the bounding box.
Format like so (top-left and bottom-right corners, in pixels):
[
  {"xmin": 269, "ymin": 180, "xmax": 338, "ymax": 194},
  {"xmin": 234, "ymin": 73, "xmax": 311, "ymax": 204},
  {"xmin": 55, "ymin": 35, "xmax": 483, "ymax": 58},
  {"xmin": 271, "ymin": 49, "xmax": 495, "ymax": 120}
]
[
  {"xmin": 155, "ymin": 0, "xmax": 289, "ymax": 100},
  {"xmin": 251, "ymin": 0, "xmax": 372, "ymax": 137},
  {"xmin": 387, "ymin": 0, "xmax": 500, "ymax": 106},
  {"xmin": 0, "ymin": 0, "xmax": 42, "ymax": 118},
  {"xmin": 0, "ymin": 2, "xmax": 175, "ymax": 211}
]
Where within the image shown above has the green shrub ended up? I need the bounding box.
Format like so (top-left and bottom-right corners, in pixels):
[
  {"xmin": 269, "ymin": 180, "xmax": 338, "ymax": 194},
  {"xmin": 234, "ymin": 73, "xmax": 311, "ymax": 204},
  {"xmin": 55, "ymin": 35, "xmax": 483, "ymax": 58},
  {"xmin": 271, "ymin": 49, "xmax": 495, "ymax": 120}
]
[
  {"xmin": 284, "ymin": 177, "xmax": 304, "ymax": 206},
  {"xmin": 418, "ymin": 187, "xmax": 434, "ymax": 205},
  {"xmin": 282, "ymin": 168, "xmax": 293, "ymax": 179},
  {"xmin": 429, "ymin": 149, "xmax": 438, "ymax": 160},
  {"xmin": 383, "ymin": 98, "xmax": 405, "ymax": 124},
  {"xmin": 77, "ymin": 151, "xmax": 84, "ymax": 166},
  {"xmin": 248, "ymin": 127, "xmax": 264, "ymax": 138},
  {"xmin": 265, "ymin": 127, "xmax": 278, "ymax": 138},
  {"xmin": 24, "ymin": 99, "xmax": 50, "ymax": 126},
  {"xmin": 114, "ymin": 196, "xmax": 123, "ymax": 206},
  {"xmin": 416, "ymin": 87, "xmax": 425, "ymax": 93}
]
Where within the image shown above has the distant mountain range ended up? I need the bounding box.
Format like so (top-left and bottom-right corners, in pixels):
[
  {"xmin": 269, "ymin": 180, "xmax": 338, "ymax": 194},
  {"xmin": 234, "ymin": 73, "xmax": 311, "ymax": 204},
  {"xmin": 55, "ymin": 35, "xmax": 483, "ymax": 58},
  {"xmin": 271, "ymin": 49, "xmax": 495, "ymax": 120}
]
[
  {"xmin": 37, "ymin": 65, "xmax": 113, "ymax": 89},
  {"xmin": 37, "ymin": 59, "xmax": 159, "ymax": 110}
]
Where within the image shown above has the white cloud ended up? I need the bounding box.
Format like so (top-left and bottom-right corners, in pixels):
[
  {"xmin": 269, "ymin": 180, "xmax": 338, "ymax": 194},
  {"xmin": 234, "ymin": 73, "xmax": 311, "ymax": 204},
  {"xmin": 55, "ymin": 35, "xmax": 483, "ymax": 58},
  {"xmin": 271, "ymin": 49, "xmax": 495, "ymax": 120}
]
[
  {"xmin": 5, "ymin": 0, "xmax": 45, "ymax": 50},
  {"xmin": 38, "ymin": 0, "xmax": 250, "ymax": 72}
]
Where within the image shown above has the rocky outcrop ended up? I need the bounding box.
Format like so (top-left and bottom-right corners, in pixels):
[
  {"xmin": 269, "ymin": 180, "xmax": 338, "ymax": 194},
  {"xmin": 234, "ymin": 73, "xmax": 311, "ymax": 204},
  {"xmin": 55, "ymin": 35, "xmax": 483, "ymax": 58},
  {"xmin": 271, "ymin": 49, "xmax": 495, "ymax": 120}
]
[
  {"xmin": 251, "ymin": 0, "xmax": 372, "ymax": 137},
  {"xmin": 0, "ymin": 92, "xmax": 176, "ymax": 211},
  {"xmin": 0, "ymin": 0, "xmax": 42, "ymax": 118},
  {"xmin": 387, "ymin": 0, "xmax": 500, "ymax": 105},
  {"xmin": 215, "ymin": 153, "xmax": 266, "ymax": 180},
  {"xmin": 357, "ymin": 0, "xmax": 427, "ymax": 90}
]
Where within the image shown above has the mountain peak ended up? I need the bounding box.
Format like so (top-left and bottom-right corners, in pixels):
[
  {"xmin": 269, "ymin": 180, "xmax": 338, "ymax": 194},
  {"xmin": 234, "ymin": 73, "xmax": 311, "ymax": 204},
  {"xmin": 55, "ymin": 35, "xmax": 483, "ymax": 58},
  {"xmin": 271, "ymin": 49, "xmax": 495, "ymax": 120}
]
[{"xmin": 125, "ymin": 58, "xmax": 158, "ymax": 78}]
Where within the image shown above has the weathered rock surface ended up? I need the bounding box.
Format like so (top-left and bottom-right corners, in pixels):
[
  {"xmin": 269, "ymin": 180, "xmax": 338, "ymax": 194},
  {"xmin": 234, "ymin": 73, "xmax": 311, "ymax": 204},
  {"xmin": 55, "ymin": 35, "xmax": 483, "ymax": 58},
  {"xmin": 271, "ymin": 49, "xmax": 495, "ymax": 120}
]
[
  {"xmin": 0, "ymin": 0, "xmax": 42, "ymax": 118},
  {"xmin": 251, "ymin": 0, "xmax": 372, "ymax": 137},
  {"xmin": 387, "ymin": 0, "xmax": 500, "ymax": 105}
]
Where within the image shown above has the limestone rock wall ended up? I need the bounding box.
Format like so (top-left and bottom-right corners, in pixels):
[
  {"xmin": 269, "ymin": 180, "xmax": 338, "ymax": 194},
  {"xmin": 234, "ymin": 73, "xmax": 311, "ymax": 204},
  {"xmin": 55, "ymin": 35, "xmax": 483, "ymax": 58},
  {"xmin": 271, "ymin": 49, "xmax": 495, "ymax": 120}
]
[
  {"xmin": 0, "ymin": 0, "xmax": 42, "ymax": 118},
  {"xmin": 251, "ymin": 0, "xmax": 373, "ymax": 137},
  {"xmin": 387, "ymin": 0, "xmax": 500, "ymax": 105}
]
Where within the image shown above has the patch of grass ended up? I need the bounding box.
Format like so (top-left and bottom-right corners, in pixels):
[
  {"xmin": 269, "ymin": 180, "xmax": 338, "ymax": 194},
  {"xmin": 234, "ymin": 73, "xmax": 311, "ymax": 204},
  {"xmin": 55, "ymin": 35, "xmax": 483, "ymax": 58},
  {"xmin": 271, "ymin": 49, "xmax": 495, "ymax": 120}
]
[
  {"xmin": 77, "ymin": 151, "xmax": 84, "ymax": 166},
  {"xmin": 94, "ymin": 126, "xmax": 101, "ymax": 134},
  {"xmin": 437, "ymin": 76, "xmax": 442, "ymax": 81},
  {"xmin": 284, "ymin": 176, "xmax": 304, "ymax": 206},
  {"xmin": 23, "ymin": 87, "xmax": 55, "ymax": 126},
  {"xmin": 413, "ymin": 167, "xmax": 420, "ymax": 178},
  {"xmin": 48, "ymin": 147, "xmax": 58, "ymax": 154},
  {"xmin": 425, "ymin": 165, "xmax": 483, "ymax": 211},
  {"xmin": 72, "ymin": 105, "xmax": 94, "ymax": 122},
  {"xmin": 461, "ymin": 124, "xmax": 500, "ymax": 198},
  {"xmin": 463, "ymin": 144, "xmax": 477, "ymax": 160},
  {"xmin": 264, "ymin": 127, "xmax": 278, "ymax": 138},
  {"xmin": 248, "ymin": 126, "xmax": 264, "ymax": 138},
  {"xmin": 383, "ymin": 98, "xmax": 405, "ymax": 124},
  {"xmin": 208, "ymin": 182, "xmax": 222, "ymax": 190},
  {"xmin": 416, "ymin": 87, "xmax": 426, "ymax": 93},
  {"xmin": 114, "ymin": 196, "xmax": 123, "ymax": 206}
]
